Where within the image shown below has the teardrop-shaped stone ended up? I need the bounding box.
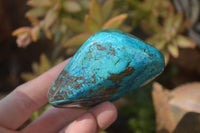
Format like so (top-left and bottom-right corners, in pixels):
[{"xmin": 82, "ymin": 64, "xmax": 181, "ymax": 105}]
[{"xmin": 47, "ymin": 29, "xmax": 165, "ymax": 108}]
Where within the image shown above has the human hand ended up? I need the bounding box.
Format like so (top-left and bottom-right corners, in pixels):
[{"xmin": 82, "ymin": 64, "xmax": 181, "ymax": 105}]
[{"xmin": 0, "ymin": 58, "xmax": 117, "ymax": 133}]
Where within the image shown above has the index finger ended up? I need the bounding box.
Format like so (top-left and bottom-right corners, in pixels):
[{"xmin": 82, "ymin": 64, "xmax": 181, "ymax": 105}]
[{"xmin": 0, "ymin": 58, "xmax": 70, "ymax": 129}]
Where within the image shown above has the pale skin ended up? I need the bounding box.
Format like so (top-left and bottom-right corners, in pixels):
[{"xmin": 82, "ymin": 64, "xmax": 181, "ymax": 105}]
[{"xmin": 0, "ymin": 58, "xmax": 117, "ymax": 133}]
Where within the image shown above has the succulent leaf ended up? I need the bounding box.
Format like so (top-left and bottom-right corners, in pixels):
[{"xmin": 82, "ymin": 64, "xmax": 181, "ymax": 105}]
[
  {"xmin": 64, "ymin": 18, "xmax": 85, "ymax": 33},
  {"xmin": 102, "ymin": 0, "xmax": 114, "ymax": 21},
  {"xmin": 175, "ymin": 35, "xmax": 196, "ymax": 48},
  {"xmin": 26, "ymin": 13, "xmax": 40, "ymax": 26},
  {"xmin": 44, "ymin": 9, "xmax": 58, "ymax": 29},
  {"xmin": 62, "ymin": 0, "xmax": 81, "ymax": 13},
  {"xmin": 102, "ymin": 14, "xmax": 127, "ymax": 29},
  {"xmin": 85, "ymin": 15, "xmax": 101, "ymax": 33},
  {"xmin": 26, "ymin": 8, "xmax": 48, "ymax": 18},
  {"xmin": 12, "ymin": 27, "xmax": 31, "ymax": 36},
  {"xmin": 90, "ymin": 0, "xmax": 103, "ymax": 25},
  {"xmin": 64, "ymin": 33, "xmax": 91, "ymax": 48},
  {"xmin": 167, "ymin": 43, "xmax": 179, "ymax": 58},
  {"xmin": 30, "ymin": 26, "xmax": 40, "ymax": 42},
  {"xmin": 27, "ymin": 0, "xmax": 53, "ymax": 8}
]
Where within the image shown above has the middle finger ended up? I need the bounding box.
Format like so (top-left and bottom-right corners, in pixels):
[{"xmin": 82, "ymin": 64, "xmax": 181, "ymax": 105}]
[{"xmin": 22, "ymin": 107, "xmax": 86, "ymax": 133}]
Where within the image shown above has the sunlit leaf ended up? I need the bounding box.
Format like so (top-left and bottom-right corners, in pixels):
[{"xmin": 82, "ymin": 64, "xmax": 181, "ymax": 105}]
[
  {"xmin": 44, "ymin": 9, "xmax": 58, "ymax": 29},
  {"xmin": 175, "ymin": 35, "xmax": 196, "ymax": 48},
  {"xmin": 90, "ymin": 0, "xmax": 103, "ymax": 25},
  {"xmin": 146, "ymin": 34, "xmax": 165, "ymax": 48},
  {"xmin": 102, "ymin": 14, "xmax": 127, "ymax": 29},
  {"xmin": 164, "ymin": 12, "xmax": 174, "ymax": 34},
  {"xmin": 64, "ymin": 18, "xmax": 85, "ymax": 33},
  {"xmin": 63, "ymin": 0, "xmax": 81, "ymax": 13},
  {"xmin": 167, "ymin": 43, "xmax": 179, "ymax": 58},
  {"xmin": 102, "ymin": 0, "xmax": 114, "ymax": 21},
  {"xmin": 30, "ymin": 26, "xmax": 40, "ymax": 42},
  {"xmin": 79, "ymin": 0, "xmax": 90, "ymax": 10},
  {"xmin": 155, "ymin": 40, "xmax": 166, "ymax": 50},
  {"xmin": 27, "ymin": 0, "xmax": 53, "ymax": 7},
  {"xmin": 26, "ymin": 8, "xmax": 48, "ymax": 18},
  {"xmin": 173, "ymin": 13, "xmax": 183, "ymax": 32},
  {"xmin": 85, "ymin": 15, "xmax": 101, "ymax": 33},
  {"xmin": 26, "ymin": 13, "xmax": 40, "ymax": 26},
  {"xmin": 64, "ymin": 33, "xmax": 91, "ymax": 48},
  {"xmin": 148, "ymin": 35, "xmax": 166, "ymax": 49},
  {"xmin": 12, "ymin": 27, "xmax": 31, "ymax": 36},
  {"xmin": 164, "ymin": 52, "xmax": 170, "ymax": 65}
]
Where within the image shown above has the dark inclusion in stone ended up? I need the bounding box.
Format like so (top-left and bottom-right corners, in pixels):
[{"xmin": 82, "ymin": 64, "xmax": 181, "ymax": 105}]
[{"xmin": 47, "ymin": 29, "xmax": 165, "ymax": 108}]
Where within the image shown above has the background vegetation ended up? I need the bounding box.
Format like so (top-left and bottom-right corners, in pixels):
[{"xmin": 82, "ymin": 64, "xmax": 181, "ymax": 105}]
[{"xmin": 0, "ymin": 0, "xmax": 200, "ymax": 132}]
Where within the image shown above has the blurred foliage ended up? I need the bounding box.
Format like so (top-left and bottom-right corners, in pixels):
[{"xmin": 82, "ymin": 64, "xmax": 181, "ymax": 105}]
[
  {"xmin": 173, "ymin": 0, "xmax": 200, "ymax": 47},
  {"xmin": 146, "ymin": 12, "xmax": 196, "ymax": 64},
  {"xmin": 21, "ymin": 53, "xmax": 63, "ymax": 81},
  {"xmin": 21, "ymin": 53, "xmax": 63, "ymax": 121},
  {"xmin": 114, "ymin": 0, "xmax": 196, "ymax": 64},
  {"xmin": 12, "ymin": 0, "xmax": 197, "ymax": 64},
  {"xmin": 64, "ymin": 0, "xmax": 128, "ymax": 55},
  {"xmin": 12, "ymin": 0, "xmax": 90, "ymax": 47},
  {"xmin": 10, "ymin": 0, "xmax": 200, "ymax": 132},
  {"xmin": 121, "ymin": 84, "xmax": 155, "ymax": 133}
]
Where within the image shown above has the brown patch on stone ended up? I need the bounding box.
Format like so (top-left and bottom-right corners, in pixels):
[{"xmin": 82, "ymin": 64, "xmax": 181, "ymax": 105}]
[
  {"xmin": 97, "ymin": 86, "xmax": 118, "ymax": 99},
  {"xmin": 66, "ymin": 76, "xmax": 85, "ymax": 90},
  {"xmin": 96, "ymin": 44, "xmax": 107, "ymax": 51},
  {"xmin": 87, "ymin": 85, "xmax": 119, "ymax": 106},
  {"xmin": 108, "ymin": 44, "xmax": 116, "ymax": 56},
  {"xmin": 88, "ymin": 89, "xmax": 94, "ymax": 95},
  {"xmin": 91, "ymin": 74, "xmax": 97, "ymax": 84},
  {"xmin": 53, "ymin": 95, "xmax": 65, "ymax": 101},
  {"xmin": 68, "ymin": 89, "xmax": 74, "ymax": 94},
  {"xmin": 52, "ymin": 70, "xmax": 68, "ymax": 90},
  {"xmin": 108, "ymin": 67, "xmax": 134, "ymax": 82}
]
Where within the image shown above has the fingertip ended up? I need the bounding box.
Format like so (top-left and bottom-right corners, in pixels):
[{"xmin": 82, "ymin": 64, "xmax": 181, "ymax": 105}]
[
  {"xmin": 90, "ymin": 102, "xmax": 118, "ymax": 131},
  {"xmin": 61, "ymin": 112, "xmax": 97, "ymax": 133}
]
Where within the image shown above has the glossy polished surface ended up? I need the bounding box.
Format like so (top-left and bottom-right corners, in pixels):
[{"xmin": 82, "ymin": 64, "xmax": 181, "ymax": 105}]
[{"xmin": 47, "ymin": 29, "xmax": 165, "ymax": 108}]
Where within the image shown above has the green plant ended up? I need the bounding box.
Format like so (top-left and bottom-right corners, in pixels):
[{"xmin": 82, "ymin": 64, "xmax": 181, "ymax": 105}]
[
  {"xmin": 120, "ymin": 84, "xmax": 156, "ymax": 133},
  {"xmin": 12, "ymin": 0, "xmax": 90, "ymax": 47},
  {"xmin": 113, "ymin": 0, "xmax": 196, "ymax": 64},
  {"xmin": 64, "ymin": 0, "xmax": 129, "ymax": 54},
  {"xmin": 147, "ymin": 12, "xmax": 196, "ymax": 64},
  {"xmin": 21, "ymin": 53, "xmax": 63, "ymax": 81}
]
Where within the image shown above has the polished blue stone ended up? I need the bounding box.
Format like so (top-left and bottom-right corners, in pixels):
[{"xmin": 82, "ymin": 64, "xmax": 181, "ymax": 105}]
[{"xmin": 47, "ymin": 29, "xmax": 165, "ymax": 108}]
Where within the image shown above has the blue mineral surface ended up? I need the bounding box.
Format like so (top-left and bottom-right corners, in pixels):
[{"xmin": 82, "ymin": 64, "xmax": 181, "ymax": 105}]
[{"xmin": 47, "ymin": 29, "xmax": 165, "ymax": 108}]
